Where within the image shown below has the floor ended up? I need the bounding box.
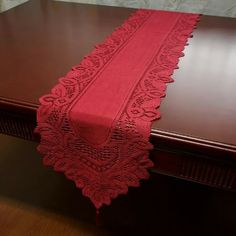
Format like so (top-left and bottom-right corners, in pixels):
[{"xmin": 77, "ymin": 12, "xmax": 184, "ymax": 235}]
[{"xmin": 0, "ymin": 134, "xmax": 235, "ymax": 236}]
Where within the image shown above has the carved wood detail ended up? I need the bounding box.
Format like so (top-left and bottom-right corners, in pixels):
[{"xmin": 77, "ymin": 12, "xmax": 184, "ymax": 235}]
[
  {"xmin": 0, "ymin": 110, "xmax": 36, "ymax": 141},
  {"xmin": 180, "ymin": 157, "xmax": 236, "ymax": 189}
]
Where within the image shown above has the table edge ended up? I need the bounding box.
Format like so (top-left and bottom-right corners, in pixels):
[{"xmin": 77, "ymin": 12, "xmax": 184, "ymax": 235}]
[{"xmin": 1, "ymin": 96, "xmax": 236, "ymax": 158}]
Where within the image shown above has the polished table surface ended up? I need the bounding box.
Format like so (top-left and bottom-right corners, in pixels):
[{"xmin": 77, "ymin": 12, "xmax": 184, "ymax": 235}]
[{"xmin": 1, "ymin": 1, "xmax": 236, "ymax": 172}]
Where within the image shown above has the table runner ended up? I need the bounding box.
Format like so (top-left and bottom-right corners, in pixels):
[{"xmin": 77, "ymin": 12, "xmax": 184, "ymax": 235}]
[{"xmin": 35, "ymin": 9, "xmax": 200, "ymax": 210}]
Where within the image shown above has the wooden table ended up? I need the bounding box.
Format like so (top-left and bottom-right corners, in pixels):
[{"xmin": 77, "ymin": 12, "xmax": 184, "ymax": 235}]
[{"xmin": 1, "ymin": 0, "xmax": 236, "ymax": 190}]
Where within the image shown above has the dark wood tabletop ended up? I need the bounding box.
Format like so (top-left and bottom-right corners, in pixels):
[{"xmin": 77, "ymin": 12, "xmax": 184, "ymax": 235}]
[{"xmin": 1, "ymin": 0, "xmax": 236, "ymax": 189}]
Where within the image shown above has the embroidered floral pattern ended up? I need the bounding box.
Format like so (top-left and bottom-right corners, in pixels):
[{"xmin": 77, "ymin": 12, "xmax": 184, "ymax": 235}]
[{"xmin": 35, "ymin": 10, "xmax": 200, "ymax": 209}]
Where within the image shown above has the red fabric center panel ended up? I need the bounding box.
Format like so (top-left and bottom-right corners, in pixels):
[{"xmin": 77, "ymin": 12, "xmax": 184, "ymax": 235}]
[{"xmin": 35, "ymin": 9, "xmax": 200, "ymax": 210}]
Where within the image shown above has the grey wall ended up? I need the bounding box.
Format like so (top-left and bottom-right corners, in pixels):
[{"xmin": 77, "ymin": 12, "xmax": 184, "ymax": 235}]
[
  {"xmin": 1, "ymin": 0, "xmax": 236, "ymax": 17},
  {"xmin": 0, "ymin": 0, "xmax": 28, "ymax": 12},
  {"xmin": 57, "ymin": 0, "xmax": 236, "ymax": 17}
]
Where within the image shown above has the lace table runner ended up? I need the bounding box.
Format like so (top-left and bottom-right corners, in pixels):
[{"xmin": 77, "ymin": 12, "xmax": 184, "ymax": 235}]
[{"xmin": 35, "ymin": 9, "xmax": 200, "ymax": 210}]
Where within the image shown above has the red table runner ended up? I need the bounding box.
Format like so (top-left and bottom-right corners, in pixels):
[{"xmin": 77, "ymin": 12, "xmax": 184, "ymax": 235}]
[{"xmin": 35, "ymin": 9, "xmax": 200, "ymax": 210}]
